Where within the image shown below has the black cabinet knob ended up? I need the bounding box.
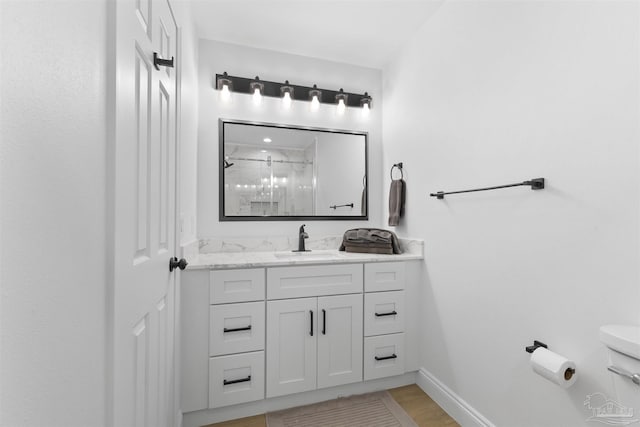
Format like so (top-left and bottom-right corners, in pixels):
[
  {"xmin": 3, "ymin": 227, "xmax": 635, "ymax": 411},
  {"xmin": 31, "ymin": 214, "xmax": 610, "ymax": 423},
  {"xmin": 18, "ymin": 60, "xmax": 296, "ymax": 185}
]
[{"xmin": 169, "ymin": 257, "xmax": 188, "ymax": 272}]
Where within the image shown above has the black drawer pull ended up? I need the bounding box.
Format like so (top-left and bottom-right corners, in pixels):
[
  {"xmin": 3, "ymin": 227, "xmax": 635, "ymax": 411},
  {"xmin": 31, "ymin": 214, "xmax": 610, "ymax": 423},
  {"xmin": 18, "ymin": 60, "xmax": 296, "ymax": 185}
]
[
  {"xmin": 310, "ymin": 310, "xmax": 314, "ymax": 336},
  {"xmin": 223, "ymin": 325, "xmax": 252, "ymax": 333},
  {"xmin": 223, "ymin": 375, "xmax": 251, "ymax": 386},
  {"xmin": 375, "ymin": 354, "xmax": 398, "ymax": 361},
  {"xmin": 375, "ymin": 311, "xmax": 398, "ymax": 317}
]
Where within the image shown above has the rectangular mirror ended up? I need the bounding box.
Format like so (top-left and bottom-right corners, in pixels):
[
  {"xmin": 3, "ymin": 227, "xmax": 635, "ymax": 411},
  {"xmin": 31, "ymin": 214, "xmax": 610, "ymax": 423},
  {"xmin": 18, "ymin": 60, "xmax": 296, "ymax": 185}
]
[{"xmin": 219, "ymin": 119, "xmax": 368, "ymax": 221}]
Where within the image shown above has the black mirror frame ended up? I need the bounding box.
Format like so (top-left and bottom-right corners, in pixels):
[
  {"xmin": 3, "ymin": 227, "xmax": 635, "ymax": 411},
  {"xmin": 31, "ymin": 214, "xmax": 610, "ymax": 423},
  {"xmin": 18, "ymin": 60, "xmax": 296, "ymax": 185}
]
[{"xmin": 219, "ymin": 118, "xmax": 369, "ymax": 222}]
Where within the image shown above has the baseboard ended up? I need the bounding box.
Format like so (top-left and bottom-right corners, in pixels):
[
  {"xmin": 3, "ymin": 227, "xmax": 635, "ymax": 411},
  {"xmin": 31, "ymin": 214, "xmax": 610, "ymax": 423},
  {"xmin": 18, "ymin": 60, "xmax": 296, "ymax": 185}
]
[{"xmin": 416, "ymin": 367, "xmax": 494, "ymax": 427}]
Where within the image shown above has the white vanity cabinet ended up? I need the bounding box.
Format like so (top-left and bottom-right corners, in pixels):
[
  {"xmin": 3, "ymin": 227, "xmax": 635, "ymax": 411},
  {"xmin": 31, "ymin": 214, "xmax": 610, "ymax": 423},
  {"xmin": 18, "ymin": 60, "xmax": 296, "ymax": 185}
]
[{"xmin": 181, "ymin": 258, "xmax": 415, "ymax": 417}]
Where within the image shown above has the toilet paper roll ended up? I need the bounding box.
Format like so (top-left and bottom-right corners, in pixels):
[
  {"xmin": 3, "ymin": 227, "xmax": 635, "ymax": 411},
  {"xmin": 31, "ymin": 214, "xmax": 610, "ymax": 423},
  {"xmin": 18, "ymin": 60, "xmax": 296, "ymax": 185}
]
[{"xmin": 530, "ymin": 347, "xmax": 577, "ymax": 388}]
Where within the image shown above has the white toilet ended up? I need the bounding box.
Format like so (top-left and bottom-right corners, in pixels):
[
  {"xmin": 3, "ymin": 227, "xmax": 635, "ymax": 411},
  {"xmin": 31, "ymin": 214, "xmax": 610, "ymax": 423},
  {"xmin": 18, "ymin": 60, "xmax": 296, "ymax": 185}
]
[{"xmin": 597, "ymin": 325, "xmax": 640, "ymax": 421}]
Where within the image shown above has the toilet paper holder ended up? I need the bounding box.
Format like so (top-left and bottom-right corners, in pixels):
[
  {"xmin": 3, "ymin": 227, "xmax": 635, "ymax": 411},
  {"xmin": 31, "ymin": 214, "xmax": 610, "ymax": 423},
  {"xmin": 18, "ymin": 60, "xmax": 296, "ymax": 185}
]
[
  {"xmin": 526, "ymin": 339, "xmax": 577, "ymax": 384},
  {"xmin": 525, "ymin": 340, "xmax": 548, "ymax": 354}
]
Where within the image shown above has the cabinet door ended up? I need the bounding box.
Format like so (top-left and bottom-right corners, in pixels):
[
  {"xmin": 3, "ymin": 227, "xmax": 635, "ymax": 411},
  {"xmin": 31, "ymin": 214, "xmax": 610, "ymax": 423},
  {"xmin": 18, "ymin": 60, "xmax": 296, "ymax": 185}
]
[
  {"xmin": 317, "ymin": 294, "xmax": 363, "ymax": 389},
  {"xmin": 266, "ymin": 298, "xmax": 317, "ymax": 398}
]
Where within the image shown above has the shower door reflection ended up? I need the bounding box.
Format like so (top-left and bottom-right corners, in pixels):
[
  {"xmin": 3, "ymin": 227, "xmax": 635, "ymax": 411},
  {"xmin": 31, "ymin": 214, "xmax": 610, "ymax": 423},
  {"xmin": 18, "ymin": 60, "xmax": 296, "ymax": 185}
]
[{"xmin": 224, "ymin": 143, "xmax": 315, "ymax": 216}]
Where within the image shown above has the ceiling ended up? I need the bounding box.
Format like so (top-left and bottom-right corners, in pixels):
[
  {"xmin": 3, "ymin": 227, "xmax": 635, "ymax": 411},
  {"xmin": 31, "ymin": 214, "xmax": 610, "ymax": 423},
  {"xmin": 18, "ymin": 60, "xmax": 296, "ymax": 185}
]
[
  {"xmin": 189, "ymin": 0, "xmax": 445, "ymax": 68},
  {"xmin": 226, "ymin": 123, "xmax": 317, "ymax": 150}
]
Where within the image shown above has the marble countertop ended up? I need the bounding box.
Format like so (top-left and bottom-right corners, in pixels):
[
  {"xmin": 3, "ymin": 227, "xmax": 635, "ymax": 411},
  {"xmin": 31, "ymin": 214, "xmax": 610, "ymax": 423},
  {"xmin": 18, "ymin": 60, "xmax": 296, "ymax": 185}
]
[{"xmin": 186, "ymin": 249, "xmax": 423, "ymax": 270}]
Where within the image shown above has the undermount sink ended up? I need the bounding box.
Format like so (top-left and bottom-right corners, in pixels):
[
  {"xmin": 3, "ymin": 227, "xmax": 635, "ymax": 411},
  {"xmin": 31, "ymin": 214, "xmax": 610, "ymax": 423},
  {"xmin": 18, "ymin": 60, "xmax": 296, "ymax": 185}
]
[{"xmin": 273, "ymin": 251, "xmax": 339, "ymax": 260}]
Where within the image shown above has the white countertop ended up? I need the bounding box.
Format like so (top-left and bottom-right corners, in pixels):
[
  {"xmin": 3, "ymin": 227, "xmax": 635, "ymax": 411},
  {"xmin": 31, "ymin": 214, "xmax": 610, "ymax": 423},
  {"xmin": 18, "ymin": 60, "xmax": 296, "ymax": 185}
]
[{"xmin": 186, "ymin": 249, "xmax": 423, "ymax": 270}]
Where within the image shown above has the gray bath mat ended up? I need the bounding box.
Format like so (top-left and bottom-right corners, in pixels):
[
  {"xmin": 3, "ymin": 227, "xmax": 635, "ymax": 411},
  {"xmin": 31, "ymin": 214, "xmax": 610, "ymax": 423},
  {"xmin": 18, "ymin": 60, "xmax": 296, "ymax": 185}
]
[{"xmin": 266, "ymin": 390, "xmax": 418, "ymax": 427}]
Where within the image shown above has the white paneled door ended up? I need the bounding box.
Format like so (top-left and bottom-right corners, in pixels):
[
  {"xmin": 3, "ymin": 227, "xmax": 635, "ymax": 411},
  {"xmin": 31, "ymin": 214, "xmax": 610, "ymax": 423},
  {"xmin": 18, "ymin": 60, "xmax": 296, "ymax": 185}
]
[{"xmin": 112, "ymin": 0, "xmax": 178, "ymax": 426}]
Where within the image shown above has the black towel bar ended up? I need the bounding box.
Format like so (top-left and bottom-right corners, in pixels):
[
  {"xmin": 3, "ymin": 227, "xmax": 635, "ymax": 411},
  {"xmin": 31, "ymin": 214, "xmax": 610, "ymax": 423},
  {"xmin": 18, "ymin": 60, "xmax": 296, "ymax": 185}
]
[
  {"xmin": 330, "ymin": 203, "xmax": 354, "ymax": 209},
  {"xmin": 430, "ymin": 178, "xmax": 545, "ymax": 199}
]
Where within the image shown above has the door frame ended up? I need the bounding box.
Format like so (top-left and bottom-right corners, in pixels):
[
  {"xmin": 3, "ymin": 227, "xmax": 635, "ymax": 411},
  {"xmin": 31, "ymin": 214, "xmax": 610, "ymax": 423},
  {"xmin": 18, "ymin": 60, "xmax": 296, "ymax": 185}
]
[{"xmin": 171, "ymin": 6, "xmax": 183, "ymax": 426}]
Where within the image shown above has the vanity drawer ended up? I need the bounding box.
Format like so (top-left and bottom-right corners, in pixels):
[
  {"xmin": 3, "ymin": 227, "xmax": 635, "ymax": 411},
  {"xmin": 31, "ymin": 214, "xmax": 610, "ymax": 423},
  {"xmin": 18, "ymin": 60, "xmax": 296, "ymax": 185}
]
[
  {"xmin": 364, "ymin": 262, "xmax": 405, "ymax": 292},
  {"xmin": 364, "ymin": 333, "xmax": 405, "ymax": 381},
  {"xmin": 209, "ymin": 351, "xmax": 265, "ymax": 409},
  {"xmin": 210, "ymin": 268, "xmax": 265, "ymax": 304},
  {"xmin": 210, "ymin": 302, "xmax": 265, "ymax": 356},
  {"xmin": 267, "ymin": 264, "xmax": 363, "ymax": 300},
  {"xmin": 364, "ymin": 291, "xmax": 405, "ymax": 337}
]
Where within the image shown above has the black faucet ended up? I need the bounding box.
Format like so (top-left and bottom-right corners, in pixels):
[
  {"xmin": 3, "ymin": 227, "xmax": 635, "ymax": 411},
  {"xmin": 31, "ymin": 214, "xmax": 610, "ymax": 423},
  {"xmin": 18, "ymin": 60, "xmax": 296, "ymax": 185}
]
[{"xmin": 294, "ymin": 224, "xmax": 310, "ymax": 252}]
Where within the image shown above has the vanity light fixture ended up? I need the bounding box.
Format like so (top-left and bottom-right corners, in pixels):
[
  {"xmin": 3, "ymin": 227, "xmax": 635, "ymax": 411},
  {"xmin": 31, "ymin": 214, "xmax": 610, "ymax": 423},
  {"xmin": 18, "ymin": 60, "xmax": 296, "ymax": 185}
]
[
  {"xmin": 214, "ymin": 73, "xmax": 372, "ymax": 112},
  {"xmin": 280, "ymin": 80, "xmax": 294, "ymax": 109},
  {"xmin": 335, "ymin": 88, "xmax": 348, "ymax": 115},
  {"xmin": 249, "ymin": 76, "xmax": 264, "ymax": 106},
  {"xmin": 309, "ymin": 84, "xmax": 321, "ymax": 112},
  {"xmin": 360, "ymin": 92, "xmax": 372, "ymax": 117},
  {"xmin": 217, "ymin": 71, "xmax": 233, "ymax": 102}
]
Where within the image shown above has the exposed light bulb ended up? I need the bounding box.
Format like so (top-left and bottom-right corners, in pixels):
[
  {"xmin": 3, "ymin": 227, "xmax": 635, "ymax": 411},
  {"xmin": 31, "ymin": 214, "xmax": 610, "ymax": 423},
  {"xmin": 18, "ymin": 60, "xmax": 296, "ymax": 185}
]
[
  {"xmin": 362, "ymin": 102, "xmax": 370, "ymax": 117},
  {"xmin": 263, "ymin": 137, "xmax": 272, "ymax": 143},
  {"xmin": 252, "ymin": 87, "xmax": 262, "ymax": 106},
  {"xmin": 310, "ymin": 95, "xmax": 320, "ymax": 112},
  {"xmin": 220, "ymin": 84, "xmax": 231, "ymax": 102},
  {"xmin": 282, "ymin": 91, "xmax": 292, "ymax": 109},
  {"xmin": 336, "ymin": 98, "xmax": 346, "ymax": 115},
  {"xmin": 218, "ymin": 72, "xmax": 232, "ymax": 103}
]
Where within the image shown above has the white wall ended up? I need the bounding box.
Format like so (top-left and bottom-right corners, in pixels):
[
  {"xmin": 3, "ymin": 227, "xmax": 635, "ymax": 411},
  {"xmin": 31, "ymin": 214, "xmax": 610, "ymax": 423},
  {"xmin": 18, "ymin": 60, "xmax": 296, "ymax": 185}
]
[
  {"xmin": 170, "ymin": 3, "xmax": 200, "ymax": 424},
  {"xmin": 0, "ymin": 1, "xmax": 108, "ymax": 426},
  {"xmin": 197, "ymin": 40, "xmax": 382, "ymax": 241},
  {"xmin": 173, "ymin": 1, "xmax": 200, "ymax": 248},
  {"xmin": 383, "ymin": 2, "xmax": 640, "ymax": 426}
]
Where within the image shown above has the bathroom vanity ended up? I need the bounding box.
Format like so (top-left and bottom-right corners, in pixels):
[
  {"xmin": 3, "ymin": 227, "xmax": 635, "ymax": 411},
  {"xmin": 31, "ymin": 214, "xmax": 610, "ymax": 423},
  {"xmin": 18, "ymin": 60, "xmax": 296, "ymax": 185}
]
[{"xmin": 180, "ymin": 242, "xmax": 423, "ymax": 426}]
